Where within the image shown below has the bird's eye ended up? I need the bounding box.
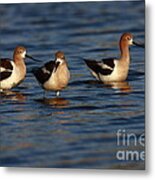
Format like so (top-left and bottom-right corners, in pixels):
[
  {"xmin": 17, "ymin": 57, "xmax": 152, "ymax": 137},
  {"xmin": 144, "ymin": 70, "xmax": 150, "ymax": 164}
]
[{"xmin": 126, "ymin": 36, "xmax": 131, "ymax": 40}]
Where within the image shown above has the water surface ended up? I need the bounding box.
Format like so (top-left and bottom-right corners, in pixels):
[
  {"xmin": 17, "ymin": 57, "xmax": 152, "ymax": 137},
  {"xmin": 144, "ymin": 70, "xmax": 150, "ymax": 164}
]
[{"xmin": 0, "ymin": 1, "xmax": 145, "ymax": 169}]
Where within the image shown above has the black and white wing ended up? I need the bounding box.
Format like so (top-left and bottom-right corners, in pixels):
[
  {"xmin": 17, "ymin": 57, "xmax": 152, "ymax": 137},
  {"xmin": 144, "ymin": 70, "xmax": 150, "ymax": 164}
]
[
  {"xmin": 0, "ymin": 59, "xmax": 13, "ymax": 81},
  {"xmin": 84, "ymin": 58, "xmax": 115, "ymax": 78},
  {"xmin": 32, "ymin": 60, "xmax": 55, "ymax": 84}
]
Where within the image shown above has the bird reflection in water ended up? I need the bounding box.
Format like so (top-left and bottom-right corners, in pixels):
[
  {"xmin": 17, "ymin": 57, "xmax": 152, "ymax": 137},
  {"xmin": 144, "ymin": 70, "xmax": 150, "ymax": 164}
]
[
  {"xmin": 86, "ymin": 80, "xmax": 132, "ymax": 93},
  {"xmin": 0, "ymin": 90, "xmax": 26, "ymax": 101},
  {"xmin": 103, "ymin": 81, "xmax": 132, "ymax": 93},
  {"xmin": 35, "ymin": 97, "xmax": 69, "ymax": 108}
]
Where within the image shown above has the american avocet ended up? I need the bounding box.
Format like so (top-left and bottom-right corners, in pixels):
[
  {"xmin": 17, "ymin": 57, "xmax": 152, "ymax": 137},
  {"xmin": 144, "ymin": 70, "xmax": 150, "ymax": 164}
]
[
  {"xmin": 32, "ymin": 51, "xmax": 70, "ymax": 97},
  {"xmin": 84, "ymin": 33, "xmax": 144, "ymax": 82},
  {"xmin": 0, "ymin": 46, "xmax": 39, "ymax": 91}
]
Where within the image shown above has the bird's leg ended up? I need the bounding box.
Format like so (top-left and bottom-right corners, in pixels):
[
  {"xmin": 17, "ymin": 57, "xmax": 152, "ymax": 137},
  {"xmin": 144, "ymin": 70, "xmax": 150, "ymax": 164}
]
[{"xmin": 56, "ymin": 91, "xmax": 60, "ymax": 97}]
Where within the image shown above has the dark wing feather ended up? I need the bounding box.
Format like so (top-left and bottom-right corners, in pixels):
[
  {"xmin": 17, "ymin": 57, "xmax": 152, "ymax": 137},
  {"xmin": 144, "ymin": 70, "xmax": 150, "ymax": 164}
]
[
  {"xmin": 0, "ymin": 59, "xmax": 13, "ymax": 70},
  {"xmin": 0, "ymin": 59, "xmax": 13, "ymax": 81},
  {"xmin": 32, "ymin": 61, "xmax": 55, "ymax": 84},
  {"xmin": 0, "ymin": 72, "xmax": 12, "ymax": 81},
  {"xmin": 44, "ymin": 60, "xmax": 55, "ymax": 72},
  {"xmin": 102, "ymin": 58, "xmax": 115, "ymax": 69},
  {"xmin": 84, "ymin": 59, "xmax": 114, "ymax": 75}
]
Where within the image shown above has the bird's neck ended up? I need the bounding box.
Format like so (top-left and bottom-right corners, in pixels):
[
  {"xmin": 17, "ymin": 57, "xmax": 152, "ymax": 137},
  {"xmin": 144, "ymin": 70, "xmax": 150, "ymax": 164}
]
[
  {"xmin": 119, "ymin": 41, "xmax": 130, "ymax": 63},
  {"xmin": 14, "ymin": 56, "xmax": 25, "ymax": 64},
  {"xmin": 14, "ymin": 57, "xmax": 26, "ymax": 74}
]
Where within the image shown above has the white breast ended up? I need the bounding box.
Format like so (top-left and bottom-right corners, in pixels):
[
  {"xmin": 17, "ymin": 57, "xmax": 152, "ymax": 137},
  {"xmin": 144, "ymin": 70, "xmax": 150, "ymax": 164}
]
[
  {"xmin": 43, "ymin": 63, "xmax": 70, "ymax": 91},
  {"xmin": 0, "ymin": 61, "xmax": 26, "ymax": 90},
  {"xmin": 99, "ymin": 60, "xmax": 129, "ymax": 82}
]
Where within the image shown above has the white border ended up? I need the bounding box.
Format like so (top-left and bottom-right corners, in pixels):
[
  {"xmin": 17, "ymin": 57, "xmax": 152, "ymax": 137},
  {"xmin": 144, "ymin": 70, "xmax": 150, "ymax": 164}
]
[
  {"xmin": 0, "ymin": 0, "xmax": 137, "ymax": 3},
  {"xmin": 0, "ymin": 0, "xmax": 155, "ymax": 179},
  {"xmin": 1, "ymin": 0, "xmax": 106, "ymax": 3}
]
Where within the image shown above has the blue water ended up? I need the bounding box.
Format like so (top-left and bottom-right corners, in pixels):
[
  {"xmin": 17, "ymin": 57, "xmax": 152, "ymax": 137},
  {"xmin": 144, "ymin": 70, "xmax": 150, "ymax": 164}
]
[{"xmin": 0, "ymin": 1, "xmax": 145, "ymax": 169}]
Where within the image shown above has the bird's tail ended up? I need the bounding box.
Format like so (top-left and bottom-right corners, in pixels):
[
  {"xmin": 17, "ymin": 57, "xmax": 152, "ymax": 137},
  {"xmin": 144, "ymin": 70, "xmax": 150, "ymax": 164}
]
[
  {"xmin": 31, "ymin": 67, "xmax": 39, "ymax": 75},
  {"xmin": 83, "ymin": 59, "xmax": 97, "ymax": 69}
]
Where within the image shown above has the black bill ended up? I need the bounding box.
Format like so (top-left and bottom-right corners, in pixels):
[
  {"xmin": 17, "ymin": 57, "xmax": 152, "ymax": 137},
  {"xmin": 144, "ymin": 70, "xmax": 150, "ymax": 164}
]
[
  {"xmin": 133, "ymin": 41, "xmax": 145, "ymax": 48},
  {"xmin": 26, "ymin": 54, "xmax": 42, "ymax": 62},
  {"xmin": 54, "ymin": 61, "xmax": 60, "ymax": 73}
]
